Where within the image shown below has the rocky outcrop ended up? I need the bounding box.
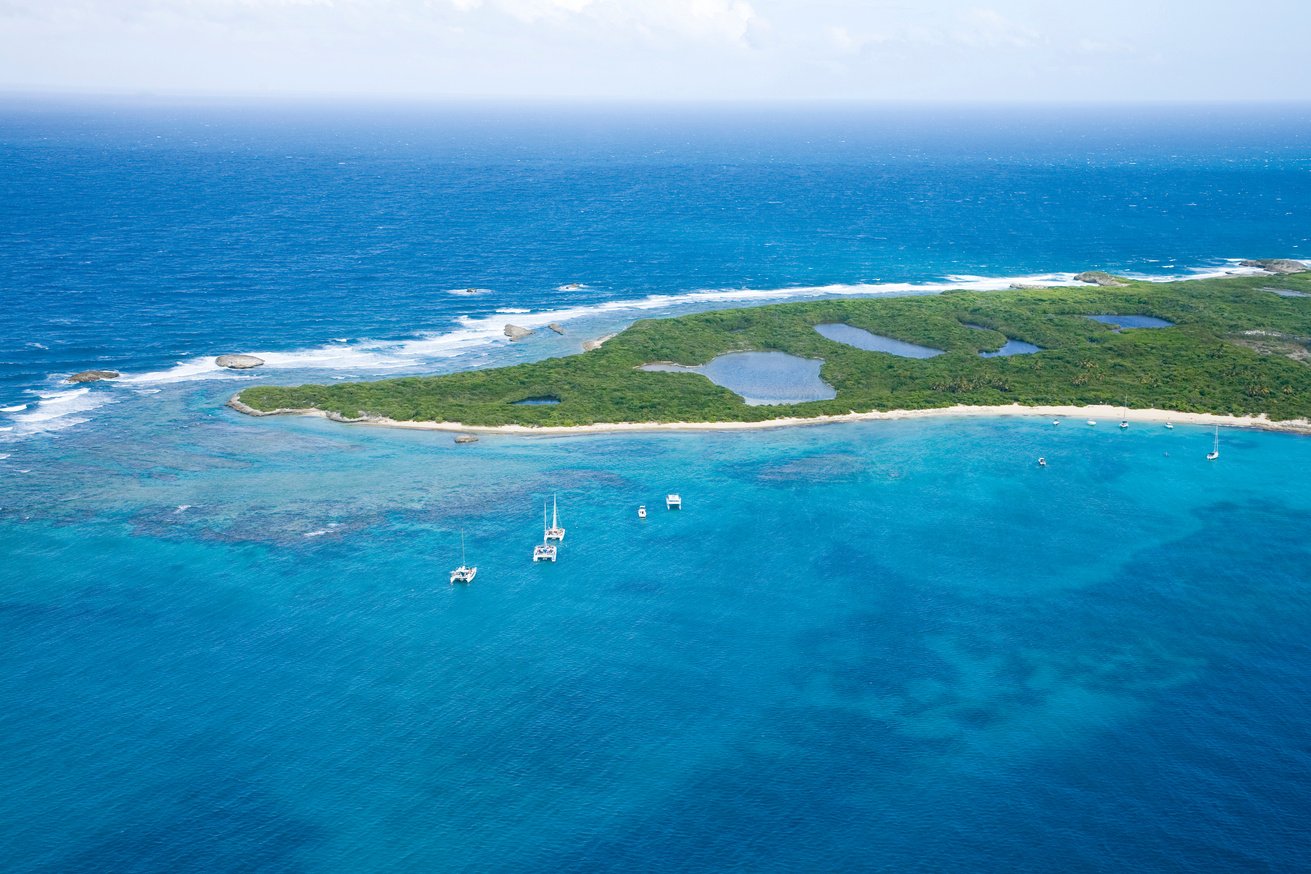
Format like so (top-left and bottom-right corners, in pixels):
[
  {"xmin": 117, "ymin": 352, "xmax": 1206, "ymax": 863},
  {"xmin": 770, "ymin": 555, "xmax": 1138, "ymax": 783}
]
[
  {"xmin": 227, "ymin": 395, "xmax": 283, "ymax": 416},
  {"xmin": 504, "ymin": 325, "xmax": 533, "ymax": 341},
  {"xmin": 1241, "ymin": 259, "xmax": 1308, "ymax": 275},
  {"xmin": 1074, "ymin": 271, "xmax": 1129, "ymax": 287},
  {"xmin": 66, "ymin": 370, "xmax": 120, "ymax": 383},
  {"xmin": 454, "ymin": 434, "xmax": 479, "ymax": 444},
  {"xmin": 216, "ymin": 354, "xmax": 265, "ymax": 370},
  {"xmin": 547, "ymin": 323, "xmax": 565, "ymax": 335},
  {"xmin": 226, "ymin": 394, "xmax": 369, "ymax": 422}
]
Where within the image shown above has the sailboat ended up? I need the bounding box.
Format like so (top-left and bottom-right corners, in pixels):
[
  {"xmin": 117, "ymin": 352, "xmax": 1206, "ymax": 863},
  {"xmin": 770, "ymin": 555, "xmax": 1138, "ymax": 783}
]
[
  {"xmin": 1207, "ymin": 426, "xmax": 1220, "ymax": 461},
  {"xmin": 450, "ymin": 530, "xmax": 477, "ymax": 584},
  {"xmin": 533, "ymin": 501, "xmax": 558, "ymax": 562},
  {"xmin": 1119, "ymin": 398, "xmax": 1129, "ymax": 429},
  {"xmin": 545, "ymin": 493, "xmax": 565, "ymax": 542}
]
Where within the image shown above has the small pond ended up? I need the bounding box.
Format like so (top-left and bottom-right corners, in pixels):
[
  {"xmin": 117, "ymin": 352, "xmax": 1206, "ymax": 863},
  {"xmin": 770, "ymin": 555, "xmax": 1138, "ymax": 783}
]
[
  {"xmin": 511, "ymin": 396, "xmax": 561, "ymax": 406},
  {"xmin": 1087, "ymin": 315, "xmax": 1174, "ymax": 330},
  {"xmin": 980, "ymin": 339, "xmax": 1043, "ymax": 358},
  {"xmin": 964, "ymin": 324, "xmax": 1042, "ymax": 357},
  {"xmin": 814, "ymin": 323, "xmax": 944, "ymax": 358},
  {"xmin": 640, "ymin": 351, "xmax": 836, "ymax": 406}
]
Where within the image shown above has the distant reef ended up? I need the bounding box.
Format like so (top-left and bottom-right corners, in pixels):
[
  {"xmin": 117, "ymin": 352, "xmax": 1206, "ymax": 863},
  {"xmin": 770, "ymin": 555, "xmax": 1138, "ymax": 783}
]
[
  {"xmin": 1241, "ymin": 259, "xmax": 1308, "ymax": 275},
  {"xmin": 217, "ymin": 354, "xmax": 265, "ymax": 369},
  {"xmin": 1073, "ymin": 271, "xmax": 1129, "ymax": 287},
  {"xmin": 67, "ymin": 370, "xmax": 119, "ymax": 383}
]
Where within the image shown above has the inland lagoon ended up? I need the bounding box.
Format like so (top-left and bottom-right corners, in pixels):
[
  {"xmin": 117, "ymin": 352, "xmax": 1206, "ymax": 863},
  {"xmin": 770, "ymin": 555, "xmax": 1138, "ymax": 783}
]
[{"xmin": 639, "ymin": 351, "xmax": 836, "ymax": 405}]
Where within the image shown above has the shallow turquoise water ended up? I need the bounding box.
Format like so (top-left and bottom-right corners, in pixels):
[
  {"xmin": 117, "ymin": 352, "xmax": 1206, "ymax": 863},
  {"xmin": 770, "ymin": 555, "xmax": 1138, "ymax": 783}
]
[
  {"xmin": 3, "ymin": 389, "xmax": 1311, "ymax": 870},
  {"xmin": 4, "ymin": 102, "xmax": 1311, "ymax": 871}
]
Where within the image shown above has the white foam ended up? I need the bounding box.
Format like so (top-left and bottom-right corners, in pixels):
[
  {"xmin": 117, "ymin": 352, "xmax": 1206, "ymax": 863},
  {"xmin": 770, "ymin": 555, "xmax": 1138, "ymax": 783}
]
[
  {"xmin": 100, "ymin": 260, "xmax": 1291, "ymax": 389},
  {"xmin": 556, "ymin": 283, "xmax": 589, "ymax": 291},
  {"xmin": 304, "ymin": 529, "xmax": 328, "ymax": 538},
  {"xmin": 1, "ymin": 404, "xmax": 27, "ymax": 413},
  {"xmin": 8, "ymin": 387, "xmax": 117, "ymax": 435},
  {"xmin": 0, "ymin": 453, "xmax": 10, "ymax": 460}
]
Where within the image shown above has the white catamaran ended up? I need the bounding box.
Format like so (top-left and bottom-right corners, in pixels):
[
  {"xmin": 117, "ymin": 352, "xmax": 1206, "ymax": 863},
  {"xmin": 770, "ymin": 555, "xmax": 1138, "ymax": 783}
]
[
  {"xmin": 450, "ymin": 530, "xmax": 477, "ymax": 584},
  {"xmin": 1207, "ymin": 426, "xmax": 1220, "ymax": 461},
  {"xmin": 533, "ymin": 501, "xmax": 558, "ymax": 562},
  {"xmin": 545, "ymin": 493, "xmax": 565, "ymax": 542}
]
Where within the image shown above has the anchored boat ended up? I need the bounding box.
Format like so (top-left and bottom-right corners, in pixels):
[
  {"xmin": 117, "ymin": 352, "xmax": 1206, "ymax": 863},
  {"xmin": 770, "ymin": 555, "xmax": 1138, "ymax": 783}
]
[
  {"xmin": 666, "ymin": 494, "xmax": 682, "ymax": 510},
  {"xmin": 545, "ymin": 493, "xmax": 565, "ymax": 542},
  {"xmin": 533, "ymin": 501, "xmax": 558, "ymax": 562},
  {"xmin": 450, "ymin": 530, "xmax": 477, "ymax": 584}
]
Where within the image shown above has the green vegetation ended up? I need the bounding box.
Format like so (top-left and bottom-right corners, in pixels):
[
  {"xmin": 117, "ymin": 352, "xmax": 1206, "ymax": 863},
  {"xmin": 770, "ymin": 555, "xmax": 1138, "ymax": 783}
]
[{"xmin": 237, "ymin": 273, "xmax": 1311, "ymax": 426}]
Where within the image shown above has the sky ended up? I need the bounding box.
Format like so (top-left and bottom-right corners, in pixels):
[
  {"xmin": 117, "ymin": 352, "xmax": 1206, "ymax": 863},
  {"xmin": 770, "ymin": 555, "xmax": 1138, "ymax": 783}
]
[{"xmin": 0, "ymin": 0, "xmax": 1308, "ymax": 102}]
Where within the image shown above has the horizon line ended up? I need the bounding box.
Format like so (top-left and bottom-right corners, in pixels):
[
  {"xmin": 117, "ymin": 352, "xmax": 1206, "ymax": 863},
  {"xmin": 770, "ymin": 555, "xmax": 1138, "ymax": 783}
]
[{"xmin": 3, "ymin": 88, "xmax": 1311, "ymax": 109}]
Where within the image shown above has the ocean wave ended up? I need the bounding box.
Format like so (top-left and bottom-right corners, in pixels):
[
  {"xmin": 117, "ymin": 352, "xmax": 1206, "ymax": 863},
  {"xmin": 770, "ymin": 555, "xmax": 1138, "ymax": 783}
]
[
  {"xmin": 1, "ymin": 404, "xmax": 28, "ymax": 412},
  {"xmin": 99, "ymin": 259, "xmax": 1281, "ymax": 389},
  {"xmin": 556, "ymin": 283, "xmax": 589, "ymax": 291},
  {"xmin": 7, "ymin": 387, "xmax": 117, "ymax": 436},
  {"xmin": 447, "ymin": 287, "xmax": 493, "ymax": 296}
]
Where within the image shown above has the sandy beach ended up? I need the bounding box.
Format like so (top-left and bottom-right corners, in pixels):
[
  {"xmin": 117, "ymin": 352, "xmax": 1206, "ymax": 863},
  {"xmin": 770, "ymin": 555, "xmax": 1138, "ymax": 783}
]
[{"xmin": 228, "ymin": 397, "xmax": 1311, "ymax": 437}]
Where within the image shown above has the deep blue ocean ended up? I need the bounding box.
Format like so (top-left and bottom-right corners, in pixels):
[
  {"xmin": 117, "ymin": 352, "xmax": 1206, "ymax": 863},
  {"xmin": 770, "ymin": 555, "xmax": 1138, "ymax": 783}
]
[{"xmin": 2, "ymin": 101, "xmax": 1311, "ymax": 872}]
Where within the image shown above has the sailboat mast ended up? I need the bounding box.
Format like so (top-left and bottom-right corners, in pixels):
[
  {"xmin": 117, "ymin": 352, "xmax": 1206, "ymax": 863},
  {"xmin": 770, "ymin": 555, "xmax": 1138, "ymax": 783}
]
[
  {"xmin": 552, "ymin": 493, "xmax": 558, "ymax": 530},
  {"xmin": 461, "ymin": 530, "xmax": 466, "ymax": 566}
]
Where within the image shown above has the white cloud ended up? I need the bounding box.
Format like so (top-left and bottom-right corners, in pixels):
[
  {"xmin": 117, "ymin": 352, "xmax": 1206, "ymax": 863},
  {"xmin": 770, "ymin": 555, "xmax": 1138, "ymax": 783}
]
[
  {"xmin": 0, "ymin": 0, "xmax": 1305, "ymax": 101},
  {"xmin": 951, "ymin": 7, "xmax": 1039, "ymax": 48},
  {"xmin": 824, "ymin": 5, "xmax": 1038, "ymax": 58},
  {"xmin": 438, "ymin": 0, "xmax": 760, "ymax": 45}
]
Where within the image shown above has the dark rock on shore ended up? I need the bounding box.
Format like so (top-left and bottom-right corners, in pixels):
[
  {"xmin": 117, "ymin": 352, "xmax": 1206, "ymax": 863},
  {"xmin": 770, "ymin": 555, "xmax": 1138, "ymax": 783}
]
[
  {"xmin": 504, "ymin": 325, "xmax": 533, "ymax": 341},
  {"xmin": 1241, "ymin": 259, "xmax": 1308, "ymax": 275},
  {"xmin": 66, "ymin": 370, "xmax": 120, "ymax": 383},
  {"xmin": 1074, "ymin": 271, "xmax": 1129, "ymax": 287},
  {"xmin": 548, "ymin": 323, "xmax": 565, "ymax": 335},
  {"xmin": 216, "ymin": 354, "xmax": 265, "ymax": 369}
]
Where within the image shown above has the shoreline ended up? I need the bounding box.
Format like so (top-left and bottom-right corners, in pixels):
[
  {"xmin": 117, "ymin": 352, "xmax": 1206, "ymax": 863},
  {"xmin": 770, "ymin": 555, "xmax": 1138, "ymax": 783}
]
[{"xmin": 227, "ymin": 396, "xmax": 1311, "ymax": 437}]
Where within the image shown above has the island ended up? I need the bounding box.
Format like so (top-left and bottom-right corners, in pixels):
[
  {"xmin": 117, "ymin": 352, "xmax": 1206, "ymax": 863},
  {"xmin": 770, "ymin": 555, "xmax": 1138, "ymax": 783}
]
[{"xmin": 231, "ymin": 271, "xmax": 1311, "ymax": 433}]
